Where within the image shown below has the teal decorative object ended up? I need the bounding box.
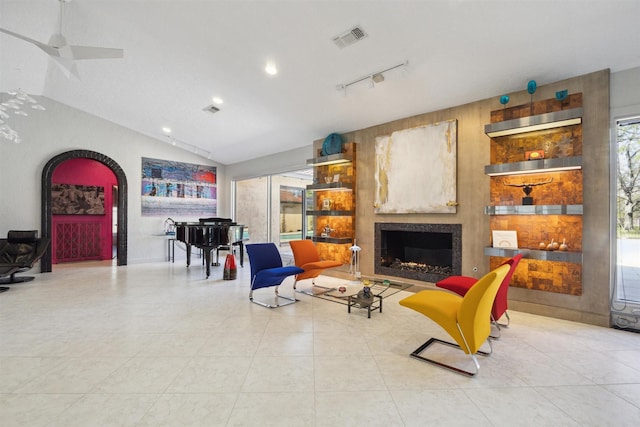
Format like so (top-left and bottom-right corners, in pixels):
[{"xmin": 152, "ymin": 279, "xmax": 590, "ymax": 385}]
[
  {"xmin": 321, "ymin": 133, "xmax": 343, "ymax": 156},
  {"xmin": 555, "ymin": 90, "xmax": 568, "ymax": 101},
  {"xmin": 527, "ymin": 80, "xmax": 537, "ymax": 109},
  {"xmin": 499, "ymin": 95, "xmax": 510, "ymax": 106}
]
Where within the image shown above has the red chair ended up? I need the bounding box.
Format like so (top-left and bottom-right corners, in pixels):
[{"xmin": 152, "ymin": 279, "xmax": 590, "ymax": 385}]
[
  {"xmin": 436, "ymin": 254, "xmax": 522, "ymax": 336},
  {"xmin": 289, "ymin": 240, "xmax": 342, "ymax": 292}
]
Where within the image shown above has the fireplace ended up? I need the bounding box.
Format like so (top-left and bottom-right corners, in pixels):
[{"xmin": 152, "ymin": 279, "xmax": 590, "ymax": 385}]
[{"xmin": 375, "ymin": 223, "xmax": 461, "ymax": 283}]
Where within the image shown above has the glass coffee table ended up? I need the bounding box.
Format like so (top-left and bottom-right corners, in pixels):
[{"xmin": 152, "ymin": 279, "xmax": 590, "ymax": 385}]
[{"xmin": 324, "ymin": 279, "xmax": 392, "ymax": 318}]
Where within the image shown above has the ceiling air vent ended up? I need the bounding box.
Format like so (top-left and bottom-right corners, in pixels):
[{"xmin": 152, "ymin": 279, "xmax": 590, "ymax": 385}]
[
  {"xmin": 332, "ymin": 25, "xmax": 367, "ymax": 49},
  {"xmin": 203, "ymin": 104, "xmax": 220, "ymax": 114}
]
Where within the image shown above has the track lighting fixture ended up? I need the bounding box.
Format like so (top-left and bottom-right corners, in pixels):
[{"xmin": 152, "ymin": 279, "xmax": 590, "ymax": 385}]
[
  {"xmin": 164, "ymin": 134, "xmax": 213, "ymax": 160},
  {"xmin": 336, "ymin": 60, "xmax": 407, "ymax": 93}
]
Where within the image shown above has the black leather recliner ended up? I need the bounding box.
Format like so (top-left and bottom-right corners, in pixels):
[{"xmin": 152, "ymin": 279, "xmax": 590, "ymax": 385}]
[{"xmin": 0, "ymin": 230, "xmax": 51, "ymax": 291}]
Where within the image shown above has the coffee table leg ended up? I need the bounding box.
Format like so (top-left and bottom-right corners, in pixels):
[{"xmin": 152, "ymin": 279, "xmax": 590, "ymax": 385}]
[
  {"xmin": 348, "ymin": 296, "xmax": 352, "ymax": 314},
  {"xmin": 378, "ymin": 296, "xmax": 383, "ymax": 313}
]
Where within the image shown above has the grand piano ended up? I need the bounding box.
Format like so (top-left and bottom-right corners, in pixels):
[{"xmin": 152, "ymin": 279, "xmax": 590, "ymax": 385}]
[{"xmin": 175, "ymin": 218, "xmax": 245, "ymax": 278}]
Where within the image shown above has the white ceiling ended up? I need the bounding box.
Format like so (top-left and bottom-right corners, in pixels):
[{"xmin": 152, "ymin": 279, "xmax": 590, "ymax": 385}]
[{"xmin": 1, "ymin": 0, "xmax": 639, "ymax": 165}]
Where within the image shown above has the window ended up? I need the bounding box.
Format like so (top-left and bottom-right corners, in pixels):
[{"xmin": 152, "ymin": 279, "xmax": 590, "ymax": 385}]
[{"xmin": 611, "ymin": 116, "xmax": 640, "ymax": 328}]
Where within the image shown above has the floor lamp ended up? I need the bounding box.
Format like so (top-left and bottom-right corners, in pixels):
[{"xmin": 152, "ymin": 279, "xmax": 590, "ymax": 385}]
[{"xmin": 349, "ymin": 240, "xmax": 361, "ymax": 279}]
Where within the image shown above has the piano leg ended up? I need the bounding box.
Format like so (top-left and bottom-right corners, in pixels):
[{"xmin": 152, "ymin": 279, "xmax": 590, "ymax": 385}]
[
  {"xmin": 203, "ymin": 248, "xmax": 213, "ymax": 278},
  {"xmin": 186, "ymin": 244, "xmax": 192, "ymax": 267}
]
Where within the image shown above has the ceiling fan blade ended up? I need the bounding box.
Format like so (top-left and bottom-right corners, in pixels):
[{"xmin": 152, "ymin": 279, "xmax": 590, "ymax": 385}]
[
  {"xmin": 51, "ymin": 56, "xmax": 81, "ymax": 79},
  {"xmin": 0, "ymin": 27, "xmax": 60, "ymax": 57},
  {"xmin": 67, "ymin": 45, "xmax": 124, "ymax": 60}
]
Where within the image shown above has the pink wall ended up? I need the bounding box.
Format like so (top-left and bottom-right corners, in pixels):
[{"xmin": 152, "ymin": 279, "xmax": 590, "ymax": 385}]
[{"xmin": 52, "ymin": 158, "xmax": 117, "ymax": 263}]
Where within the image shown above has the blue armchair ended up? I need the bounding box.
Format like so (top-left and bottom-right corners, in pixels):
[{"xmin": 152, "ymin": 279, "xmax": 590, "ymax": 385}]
[{"xmin": 246, "ymin": 243, "xmax": 304, "ymax": 308}]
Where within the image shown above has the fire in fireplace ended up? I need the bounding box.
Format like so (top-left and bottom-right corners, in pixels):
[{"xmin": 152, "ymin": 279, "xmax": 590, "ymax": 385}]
[{"xmin": 375, "ymin": 223, "xmax": 461, "ymax": 283}]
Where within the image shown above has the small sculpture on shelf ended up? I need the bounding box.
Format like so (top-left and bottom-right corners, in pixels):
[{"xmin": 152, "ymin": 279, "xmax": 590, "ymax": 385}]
[
  {"xmin": 546, "ymin": 239, "xmax": 560, "ymax": 251},
  {"xmin": 556, "ymin": 89, "xmax": 569, "ymax": 105},
  {"xmin": 527, "ymin": 79, "xmax": 537, "ymax": 110},
  {"xmin": 559, "ymin": 238, "xmax": 568, "ymax": 251},
  {"xmin": 321, "ymin": 223, "xmax": 333, "ymax": 237},
  {"xmin": 321, "ymin": 198, "xmax": 333, "ymax": 210},
  {"xmin": 499, "ymin": 94, "xmax": 510, "ymax": 109},
  {"xmin": 538, "ymin": 238, "xmax": 568, "ymax": 251},
  {"xmin": 505, "ymin": 178, "xmax": 553, "ymax": 205}
]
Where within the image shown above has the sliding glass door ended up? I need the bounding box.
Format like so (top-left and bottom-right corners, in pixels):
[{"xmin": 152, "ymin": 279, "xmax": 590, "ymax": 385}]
[
  {"xmin": 611, "ymin": 116, "xmax": 640, "ymax": 328},
  {"xmin": 234, "ymin": 169, "xmax": 313, "ymax": 258}
]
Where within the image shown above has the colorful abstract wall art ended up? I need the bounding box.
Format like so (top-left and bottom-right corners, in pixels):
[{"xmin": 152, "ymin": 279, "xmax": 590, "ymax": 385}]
[{"xmin": 141, "ymin": 157, "xmax": 217, "ymax": 217}]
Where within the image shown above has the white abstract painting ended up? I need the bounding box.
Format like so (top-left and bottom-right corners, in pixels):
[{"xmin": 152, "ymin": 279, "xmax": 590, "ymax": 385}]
[{"xmin": 375, "ymin": 120, "xmax": 457, "ymax": 214}]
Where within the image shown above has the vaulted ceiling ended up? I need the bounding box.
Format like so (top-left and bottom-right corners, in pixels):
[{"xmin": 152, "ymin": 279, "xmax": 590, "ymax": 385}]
[{"xmin": 1, "ymin": 0, "xmax": 639, "ymax": 164}]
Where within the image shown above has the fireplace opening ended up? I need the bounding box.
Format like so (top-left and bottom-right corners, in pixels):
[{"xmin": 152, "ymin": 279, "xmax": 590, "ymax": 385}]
[{"xmin": 375, "ymin": 223, "xmax": 461, "ymax": 283}]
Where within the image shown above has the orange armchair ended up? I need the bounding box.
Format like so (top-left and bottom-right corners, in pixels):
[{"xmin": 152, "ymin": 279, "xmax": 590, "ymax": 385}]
[
  {"xmin": 289, "ymin": 240, "xmax": 342, "ymax": 291},
  {"xmin": 399, "ymin": 264, "xmax": 510, "ymax": 376}
]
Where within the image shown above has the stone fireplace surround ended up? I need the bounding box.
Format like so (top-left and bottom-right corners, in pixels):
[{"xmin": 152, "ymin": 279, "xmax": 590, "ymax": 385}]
[{"xmin": 375, "ymin": 223, "xmax": 462, "ymax": 284}]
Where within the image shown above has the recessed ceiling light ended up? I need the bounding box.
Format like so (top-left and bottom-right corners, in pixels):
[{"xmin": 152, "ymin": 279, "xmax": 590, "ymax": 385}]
[
  {"xmin": 265, "ymin": 61, "xmax": 278, "ymax": 76},
  {"xmin": 162, "ymin": 127, "xmax": 172, "ymax": 134},
  {"xmin": 212, "ymin": 96, "xmax": 224, "ymax": 105}
]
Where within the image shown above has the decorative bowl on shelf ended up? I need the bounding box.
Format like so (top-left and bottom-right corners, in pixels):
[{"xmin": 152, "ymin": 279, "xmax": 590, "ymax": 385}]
[{"xmin": 321, "ymin": 133, "xmax": 343, "ymax": 156}]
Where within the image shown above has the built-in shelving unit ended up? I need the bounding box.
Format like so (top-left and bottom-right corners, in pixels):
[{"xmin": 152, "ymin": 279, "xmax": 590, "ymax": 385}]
[
  {"xmin": 484, "ymin": 93, "xmax": 584, "ymax": 295},
  {"xmin": 305, "ymin": 142, "xmax": 356, "ymax": 264}
]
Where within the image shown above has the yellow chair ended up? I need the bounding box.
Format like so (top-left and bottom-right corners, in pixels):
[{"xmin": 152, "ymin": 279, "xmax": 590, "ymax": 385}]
[
  {"xmin": 398, "ymin": 264, "xmax": 510, "ymax": 376},
  {"xmin": 289, "ymin": 240, "xmax": 342, "ymax": 292}
]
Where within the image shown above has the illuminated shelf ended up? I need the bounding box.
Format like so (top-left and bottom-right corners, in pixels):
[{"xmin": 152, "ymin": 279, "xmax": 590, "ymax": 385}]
[
  {"xmin": 306, "ymin": 153, "xmax": 353, "ymax": 166},
  {"xmin": 485, "ymin": 156, "xmax": 582, "ymax": 176},
  {"xmin": 484, "ymin": 205, "xmax": 583, "ymax": 215},
  {"xmin": 306, "ymin": 210, "xmax": 355, "ymax": 216},
  {"xmin": 306, "ymin": 182, "xmax": 353, "ymax": 191},
  {"xmin": 308, "ymin": 236, "xmax": 353, "ymax": 244},
  {"xmin": 484, "ymin": 246, "xmax": 582, "ymax": 263},
  {"xmin": 484, "ymin": 108, "xmax": 583, "ymax": 137}
]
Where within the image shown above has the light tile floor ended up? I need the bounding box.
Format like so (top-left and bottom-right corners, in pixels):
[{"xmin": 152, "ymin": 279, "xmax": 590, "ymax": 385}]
[{"xmin": 2, "ymin": 260, "xmax": 640, "ymax": 426}]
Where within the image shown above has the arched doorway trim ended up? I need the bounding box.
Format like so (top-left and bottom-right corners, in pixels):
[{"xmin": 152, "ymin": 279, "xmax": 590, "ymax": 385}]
[{"xmin": 41, "ymin": 150, "xmax": 128, "ymax": 272}]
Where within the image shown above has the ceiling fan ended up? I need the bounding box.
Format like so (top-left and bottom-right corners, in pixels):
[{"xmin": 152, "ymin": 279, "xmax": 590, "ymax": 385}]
[{"xmin": 0, "ymin": 0, "xmax": 123, "ymax": 61}]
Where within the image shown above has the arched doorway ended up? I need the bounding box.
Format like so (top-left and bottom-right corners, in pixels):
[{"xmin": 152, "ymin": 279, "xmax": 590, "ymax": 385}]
[{"xmin": 41, "ymin": 150, "xmax": 128, "ymax": 272}]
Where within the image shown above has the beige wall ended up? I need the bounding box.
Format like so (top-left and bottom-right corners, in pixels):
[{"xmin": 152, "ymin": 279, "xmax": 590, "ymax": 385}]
[{"xmin": 315, "ymin": 69, "xmax": 611, "ymax": 326}]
